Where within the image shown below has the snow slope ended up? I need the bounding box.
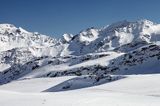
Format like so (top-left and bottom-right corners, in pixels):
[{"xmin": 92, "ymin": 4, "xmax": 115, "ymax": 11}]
[
  {"xmin": 0, "ymin": 24, "xmax": 63, "ymax": 57},
  {"xmin": 22, "ymin": 51, "xmax": 123, "ymax": 79},
  {"xmin": 0, "ymin": 19, "xmax": 160, "ymax": 106},
  {"xmin": 0, "ymin": 74, "xmax": 160, "ymax": 106}
]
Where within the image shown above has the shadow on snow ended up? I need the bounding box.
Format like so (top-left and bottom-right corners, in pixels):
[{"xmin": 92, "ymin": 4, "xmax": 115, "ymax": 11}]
[{"xmin": 42, "ymin": 75, "xmax": 126, "ymax": 92}]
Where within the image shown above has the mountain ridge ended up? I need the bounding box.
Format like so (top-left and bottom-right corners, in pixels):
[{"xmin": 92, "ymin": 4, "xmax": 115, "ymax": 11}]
[{"xmin": 0, "ymin": 19, "xmax": 160, "ymax": 84}]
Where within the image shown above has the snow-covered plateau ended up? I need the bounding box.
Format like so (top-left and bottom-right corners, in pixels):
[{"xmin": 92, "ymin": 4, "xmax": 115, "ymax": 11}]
[{"xmin": 0, "ymin": 19, "xmax": 160, "ymax": 106}]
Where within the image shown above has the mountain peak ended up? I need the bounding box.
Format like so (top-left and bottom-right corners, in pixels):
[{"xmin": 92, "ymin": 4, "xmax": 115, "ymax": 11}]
[
  {"xmin": 62, "ymin": 33, "xmax": 73, "ymax": 42},
  {"xmin": 103, "ymin": 20, "xmax": 130, "ymax": 32},
  {"xmin": 0, "ymin": 19, "xmax": 160, "ymax": 56},
  {"xmin": 0, "ymin": 23, "xmax": 16, "ymax": 29},
  {"xmin": 0, "ymin": 23, "xmax": 17, "ymax": 32},
  {"xmin": 0, "ymin": 24, "xmax": 30, "ymax": 35},
  {"xmin": 137, "ymin": 19, "xmax": 154, "ymax": 25}
]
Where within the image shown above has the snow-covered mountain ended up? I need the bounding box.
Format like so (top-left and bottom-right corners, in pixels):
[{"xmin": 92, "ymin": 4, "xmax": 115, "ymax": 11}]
[
  {"xmin": 0, "ymin": 19, "xmax": 160, "ymax": 84},
  {"xmin": 0, "ymin": 24, "xmax": 64, "ymax": 57},
  {"xmin": 1, "ymin": 19, "xmax": 160, "ymax": 55},
  {"xmin": 0, "ymin": 20, "xmax": 160, "ymax": 103},
  {"xmin": 67, "ymin": 19, "xmax": 160, "ymax": 55}
]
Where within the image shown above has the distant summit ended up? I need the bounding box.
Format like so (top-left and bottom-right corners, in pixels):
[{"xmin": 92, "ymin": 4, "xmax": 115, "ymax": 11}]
[{"xmin": 0, "ymin": 19, "xmax": 160, "ymax": 84}]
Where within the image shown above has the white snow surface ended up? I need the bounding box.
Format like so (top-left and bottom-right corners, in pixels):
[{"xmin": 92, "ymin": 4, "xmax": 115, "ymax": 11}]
[
  {"xmin": 0, "ymin": 74, "xmax": 160, "ymax": 106},
  {"xmin": 0, "ymin": 19, "xmax": 160, "ymax": 106},
  {"xmin": 23, "ymin": 51, "xmax": 123, "ymax": 79}
]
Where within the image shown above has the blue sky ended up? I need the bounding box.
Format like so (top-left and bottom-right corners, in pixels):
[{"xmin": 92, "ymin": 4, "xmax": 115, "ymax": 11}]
[{"xmin": 0, "ymin": 0, "xmax": 160, "ymax": 38}]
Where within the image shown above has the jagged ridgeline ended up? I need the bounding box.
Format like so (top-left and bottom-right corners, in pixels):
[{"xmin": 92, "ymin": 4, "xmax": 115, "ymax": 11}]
[{"xmin": 0, "ymin": 19, "xmax": 160, "ymax": 84}]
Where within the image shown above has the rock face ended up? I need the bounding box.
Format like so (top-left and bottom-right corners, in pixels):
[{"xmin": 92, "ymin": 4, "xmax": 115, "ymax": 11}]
[{"xmin": 0, "ymin": 19, "xmax": 160, "ymax": 84}]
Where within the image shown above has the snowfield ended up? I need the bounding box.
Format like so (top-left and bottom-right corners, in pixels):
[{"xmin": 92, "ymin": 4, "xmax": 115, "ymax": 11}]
[
  {"xmin": 22, "ymin": 51, "xmax": 123, "ymax": 79},
  {"xmin": 0, "ymin": 74, "xmax": 160, "ymax": 106},
  {"xmin": 0, "ymin": 19, "xmax": 160, "ymax": 106}
]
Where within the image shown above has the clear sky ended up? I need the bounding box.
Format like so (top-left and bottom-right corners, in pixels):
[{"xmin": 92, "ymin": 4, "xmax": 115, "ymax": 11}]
[{"xmin": 0, "ymin": 0, "xmax": 160, "ymax": 38}]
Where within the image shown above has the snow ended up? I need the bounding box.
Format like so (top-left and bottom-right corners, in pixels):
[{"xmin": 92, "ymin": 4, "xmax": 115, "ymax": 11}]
[
  {"xmin": 0, "ymin": 77, "xmax": 75, "ymax": 92},
  {"xmin": 0, "ymin": 20, "xmax": 160, "ymax": 106},
  {"xmin": 0, "ymin": 74, "xmax": 160, "ymax": 106},
  {"xmin": 62, "ymin": 33, "xmax": 73, "ymax": 42},
  {"xmin": 0, "ymin": 64, "xmax": 10, "ymax": 72},
  {"xmin": 114, "ymin": 57, "xmax": 160, "ymax": 75},
  {"xmin": 22, "ymin": 51, "xmax": 123, "ymax": 79},
  {"xmin": 79, "ymin": 28, "xmax": 99, "ymax": 42},
  {"xmin": 18, "ymin": 27, "xmax": 29, "ymax": 34},
  {"xmin": 116, "ymin": 31, "xmax": 134, "ymax": 45},
  {"xmin": 0, "ymin": 23, "xmax": 61, "ymax": 57}
]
